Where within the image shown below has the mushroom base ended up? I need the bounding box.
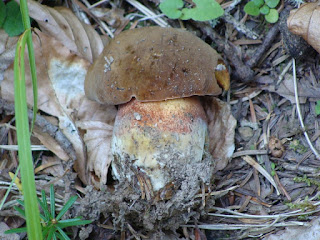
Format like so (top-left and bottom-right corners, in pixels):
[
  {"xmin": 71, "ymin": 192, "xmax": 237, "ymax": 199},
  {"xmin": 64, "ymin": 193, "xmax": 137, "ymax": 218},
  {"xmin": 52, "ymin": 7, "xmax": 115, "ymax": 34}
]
[
  {"xmin": 105, "ymin": 164, "xmax": 215, "ymax": 231},
  {"xmin": 75, "ymin": 163, "xmax": 215, "ymax": 235},
  {"xmin": 111, "ymin": 97, "xmax": 214, "ymax": 199},
  {"xmin": 107, "ymin": 97, "xmax": 215, "ymax": 230}
]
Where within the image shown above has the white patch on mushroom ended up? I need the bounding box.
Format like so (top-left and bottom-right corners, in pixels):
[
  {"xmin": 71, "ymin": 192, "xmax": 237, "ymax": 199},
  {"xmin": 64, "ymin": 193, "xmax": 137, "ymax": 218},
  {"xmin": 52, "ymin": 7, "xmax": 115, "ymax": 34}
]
[
  {"xmin": 104, "ymin": 56, "xmax": 114, "ymax": 73},
  {"xmin": 134, "ymin": 112, "xmax": 141, "ymax": 120},
  {"xmin": 215, "ymin": 63, "xmax": 226, "ymax": 71}
]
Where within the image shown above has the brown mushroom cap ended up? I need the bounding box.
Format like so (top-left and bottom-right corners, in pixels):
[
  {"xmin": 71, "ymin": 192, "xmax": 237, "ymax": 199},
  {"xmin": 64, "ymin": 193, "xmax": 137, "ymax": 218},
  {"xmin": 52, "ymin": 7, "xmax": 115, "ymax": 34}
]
[{"xmin": 85, "ymin": 26, "xmax": 227, "ymax": 105}]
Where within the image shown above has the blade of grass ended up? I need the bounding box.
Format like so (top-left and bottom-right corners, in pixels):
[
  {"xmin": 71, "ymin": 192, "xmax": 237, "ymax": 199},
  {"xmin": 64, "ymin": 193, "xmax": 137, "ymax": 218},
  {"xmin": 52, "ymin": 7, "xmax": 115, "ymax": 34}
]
[
  {"xmin": 16, "ymin": 199, "xmax": 25, "ymax": 206},
  {"xmin": 39, "ymin": 191, "xmax": 50, "ymax": 221},
  {"xmin": 0, "ymin": 165, "xmax": 20, "ymax": 211},
  {"xmin": 56, "ymin": 226, "xmax": 71, "ymax": 240},
  {"xmin": 57, "ymin": 219, "xmax": 92, "ymax": 228},
  {"xmin": 50, "ymin": 185, "xmax": 56, "ymax": 218},
  {"xmin": 19, "ymin": 0, "xmax": 38, "ymax": 132},
  {"xmin": 55, "ymin": 196, "xmax": 77, "ymax": 221},
  {"xmin": 5, "ymin": 227, "xmax": 27, "ymax": 234},
  {"xmin": 13, "ymin": 206, "xmax": 26, "ymax": 217},
  {"xmin": 46, "ymin": 227, "xmax": 55, "ymax": 240},
  {"xmin": 14, "ymin": 29, "xmax": 42, "ymax": 240}
]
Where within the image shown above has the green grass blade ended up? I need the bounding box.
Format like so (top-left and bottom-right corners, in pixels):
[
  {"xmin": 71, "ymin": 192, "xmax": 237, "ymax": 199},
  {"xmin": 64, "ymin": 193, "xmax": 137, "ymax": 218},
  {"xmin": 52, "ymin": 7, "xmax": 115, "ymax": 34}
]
[
  {"xmin": 16, "ymin": 199, "xmax": 25, "ymax": 206},
  {"xmin": 46, "ymin": 227, "xmax": 55, "ymax": 240},
  {"xmin": 19, "ymin": 0, "xmax": 38, "ymax": 132},
  {"xmin": 14, "ymin": 29, "xmax": 42, "ymax": 240},
  {"xmin": 56, "ymin": 226, "xmax": 71, "ymax": 240},
  {"xmin": 5, "ymin": 227, "xmax": 27, "ymax": 234},
  {"xmin": 42, "ymin": 225, "xmax": 51, "ymax": 238},
  {"xmin": 38, "ymin": 196, "xmax": 50, "ymax": 221},
  {"xmin": 41, "ymin": 189, "xmax": 51, "ymax": 220},
  {"xmin": 13, "ymin": 206, "xmax": 26, "ymax": 217},
  {"xmin": 50, "ymin": 185, "xmax": 55, "ymax": 218},
  {"xmin": 57, "ymin": 219, "xmax": 92, "ymax": 228},
  {"xmin": 56, "ymin": 196, "xmax": 77, "ymax": 221},
  {"xmin": 0, "ymin": 165, "xmax": 21, "ymax": 210}
]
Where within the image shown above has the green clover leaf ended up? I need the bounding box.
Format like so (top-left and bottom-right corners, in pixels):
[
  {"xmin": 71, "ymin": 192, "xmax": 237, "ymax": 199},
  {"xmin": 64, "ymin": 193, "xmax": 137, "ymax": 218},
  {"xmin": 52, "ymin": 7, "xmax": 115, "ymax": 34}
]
[
  {"xmin": 253, "ymin": 0, "xmax": 265, "ymax": 8},
  {"xmin": 0, "ymin": 1, "xmax": 6, "ymax": 28},
  {"xmin": 159, "ymin": 0, "xmax": 183, "ymax": 19},
  {"xmin": 260, "ymin": 5, "xmax": 270, "ymax": 15},
  {"xmin": 244, "ymin": 1, "xmax": 260, "ymax": 16},
  {"xmin": 265, "ymin": 0, "xmax": 280, "ymax": 9},
  {"xmin": 265, "ymin": 8, "xmax": 278, "ymax": 23},
  {"xmin": 3, "ymin": 1, "xmax": 24, "ymax": 36},
  {"xmin": 181, "ymin": 0, "xmax": 224, "ymax": 21}
]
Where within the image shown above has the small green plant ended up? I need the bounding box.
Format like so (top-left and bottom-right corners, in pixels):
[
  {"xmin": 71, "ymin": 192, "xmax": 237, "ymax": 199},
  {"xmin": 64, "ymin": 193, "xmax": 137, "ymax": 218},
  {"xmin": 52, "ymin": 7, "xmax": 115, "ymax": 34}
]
[
  {"xmin": 5, "ymin": 185, "xmax": 92, "ymax": 240},
  {"xmin": 294, "ymin": 175, "xmax": 320, "ymax": 188},
  {"xmin": 289, "ymin": 139, "xmax": 308, "ymax": 154},
  {"xmin": 159, "ymin": 0, "xmax": 224, "ymax": 21},
  {"xmin": 286, "ymin": 196, "xmax": 316, "ymax": 211},
  {"xmin": 315, "ymin": 100, "xmax": 320, "ymax": 116},
  {"xmin": 270, "ymin": 162, "xmax": 276, "ymax": 176},
  {"xmin": 244, "ymin": 0, "xmax": 279, "ymax": 23},
  {"xmin": 0, "ymin": 0, "xmax": 25, "ymax": 36}
]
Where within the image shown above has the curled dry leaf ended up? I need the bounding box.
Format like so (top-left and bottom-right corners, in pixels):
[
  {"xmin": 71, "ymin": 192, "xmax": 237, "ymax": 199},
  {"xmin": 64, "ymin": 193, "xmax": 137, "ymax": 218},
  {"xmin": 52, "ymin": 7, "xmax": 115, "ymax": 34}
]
[
  {"xmin": 202, "ymin": 97, "xmax": 237, "ymax": 171},
  {"xmin": 287, "ymin": 2, "xmax": 320, "ymax": 54},
  {"xmin": 76, "ymin": 121, "xmax": 113, "ymax": 187},
  {"xmin": 25, "ymin": 0, "xmax": 104, "ymax": 62},
  {"xmin": 0, "ymin": 29, "xmax": 117, "ymax": 184}
]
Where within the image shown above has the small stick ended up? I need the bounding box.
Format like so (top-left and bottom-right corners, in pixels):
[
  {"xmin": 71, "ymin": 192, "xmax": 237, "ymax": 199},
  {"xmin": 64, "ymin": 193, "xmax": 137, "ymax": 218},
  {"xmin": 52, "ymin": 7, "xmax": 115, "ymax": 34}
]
[{"xmin": 246, "ymin": 22, "xmax": 280, "ymax": 68}]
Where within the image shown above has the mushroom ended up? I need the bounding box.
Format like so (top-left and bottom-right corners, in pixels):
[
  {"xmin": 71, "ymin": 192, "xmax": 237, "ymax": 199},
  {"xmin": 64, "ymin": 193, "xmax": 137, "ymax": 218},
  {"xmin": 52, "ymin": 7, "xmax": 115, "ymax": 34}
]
[{"xmin": 85, "ymin": 27, "xmax": 232, "ymax": 200}]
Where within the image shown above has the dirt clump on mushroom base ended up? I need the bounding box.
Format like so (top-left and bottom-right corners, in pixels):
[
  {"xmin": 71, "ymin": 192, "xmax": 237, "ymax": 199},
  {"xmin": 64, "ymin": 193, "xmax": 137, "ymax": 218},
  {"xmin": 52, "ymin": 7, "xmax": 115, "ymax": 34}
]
[
  {"xmin": 76, "ymin": 150, "xmax": 215, "ymax": 235},
  {"xmin": 113, "ymin": 150, "xmax": 215, "ymax": 229}
]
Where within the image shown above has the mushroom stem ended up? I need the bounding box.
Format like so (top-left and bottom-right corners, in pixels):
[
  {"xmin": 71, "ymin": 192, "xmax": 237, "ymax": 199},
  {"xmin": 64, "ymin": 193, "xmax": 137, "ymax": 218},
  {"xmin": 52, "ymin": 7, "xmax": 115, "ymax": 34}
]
[{"xmin": 111, "ymin": 97, "xmax": 210, "ymax": 196}]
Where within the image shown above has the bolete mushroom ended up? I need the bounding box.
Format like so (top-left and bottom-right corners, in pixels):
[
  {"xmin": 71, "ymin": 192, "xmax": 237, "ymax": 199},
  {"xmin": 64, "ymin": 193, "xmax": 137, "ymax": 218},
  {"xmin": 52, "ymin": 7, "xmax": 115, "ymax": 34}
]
[{"xmin": 85, "ymin": 27, "xmax": 231, "ymax": 200}]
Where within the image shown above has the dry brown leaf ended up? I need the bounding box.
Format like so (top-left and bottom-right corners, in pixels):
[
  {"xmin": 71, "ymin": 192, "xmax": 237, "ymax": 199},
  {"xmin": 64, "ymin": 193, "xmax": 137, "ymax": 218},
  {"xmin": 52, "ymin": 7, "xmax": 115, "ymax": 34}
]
[
  {"xmin": 25, "ymin": 0, "xmax": 104, "ymax": 62},
  {"xmin": 36, "ymin": 156, "xmax": 65, "ymax": 177},
  {"xmin": 202, "ymin": 97, "xmax": 236, "ymax": 172},
  {"xmin": 0, "ymin": 30, "xmax": 18, "ymax": 82},
  {"xmin": 287, "ymin": 2, "xmax": 320, "ymax": 54},
  {"xmin": 263, "ymin": 74, "xmax": 320, "ymax": 104},
  {"xmin": 91, "ymin": 7, "xmax": 126, "ymax": 28},
  {"xmin": 33, "ymin": 125, "xmax": 69, "ymax": 161},
  {"xmin": 76, "ymin": 120, "xmax": 113, "ymax": 185},
  {"xmin": 0, "ymin": 29, "xmax": 116, "ymax": 185}
]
